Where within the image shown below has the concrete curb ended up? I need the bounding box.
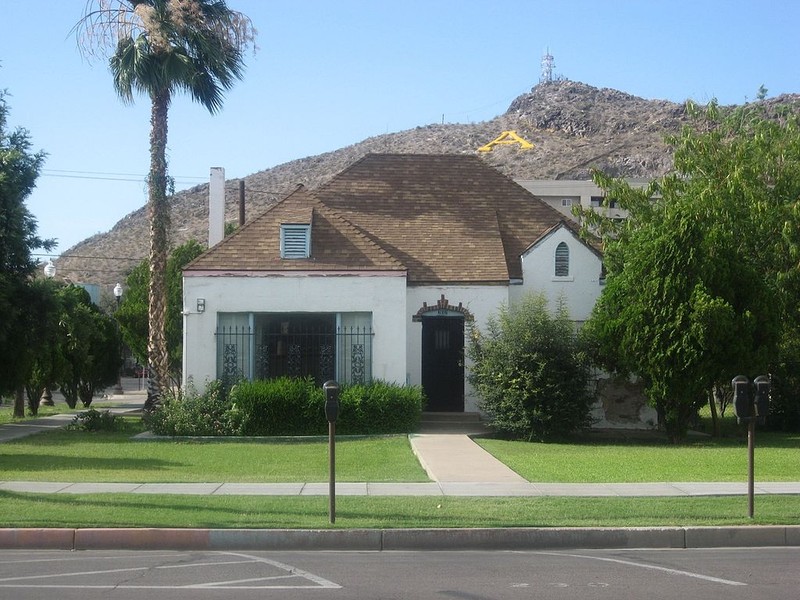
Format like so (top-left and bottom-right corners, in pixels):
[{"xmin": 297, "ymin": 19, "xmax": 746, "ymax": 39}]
[{"xmin": 1, "ymin": 526, "xmax": 798, "ymax": 551}]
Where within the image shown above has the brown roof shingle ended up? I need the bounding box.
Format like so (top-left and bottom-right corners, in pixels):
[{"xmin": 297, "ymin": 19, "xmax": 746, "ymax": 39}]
[{"xmin": 186, "ymin": 154, "xmax": 572, "ymax": 283}]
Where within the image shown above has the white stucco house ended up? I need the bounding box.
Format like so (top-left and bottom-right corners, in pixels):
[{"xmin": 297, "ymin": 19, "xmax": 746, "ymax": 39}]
[{"xmin": 181, "ymin": 154, "xmax": 606, "ymax": 414}]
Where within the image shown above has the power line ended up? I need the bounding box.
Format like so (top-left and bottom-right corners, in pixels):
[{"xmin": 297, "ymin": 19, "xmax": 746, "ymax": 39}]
[
  {"xmin": 33, "ymin": 252, "xmax": 145, "ymax": 261},
  {"xmin": 40, "ymin": 168, "xmax": 207, "ymax": 184}
]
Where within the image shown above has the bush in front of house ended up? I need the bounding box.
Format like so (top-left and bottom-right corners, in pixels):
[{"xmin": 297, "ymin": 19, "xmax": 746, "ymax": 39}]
[
  {"xmin": 231, "ymin": 377, "xmax": 424, "ymax": 436},
  {"xmin": 68, "ymin": 408, "xmax": 121, "ymax": 432},
  {"xmin": 337, "ymin": 381, "xmax": 424, "ymax": 434},
  {"xmin": 146, "ymin": 380, "xmax": 244, "ymax": 436},
  {"xmin": 145, "ymin": 378, "xmax": 424, "ymax": 436},
  {"xmin": 232, "ymin": 377, "xmax": 324, "ymax": 436},
  {"xmin": 468, "ymin": 293, "xmax": 594, "ymax": 441}
]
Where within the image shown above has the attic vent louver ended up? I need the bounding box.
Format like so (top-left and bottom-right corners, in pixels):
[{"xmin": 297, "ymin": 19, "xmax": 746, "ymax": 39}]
[{"xmin": 281, "ymin": 224, "xmax": 310, "ymax": 259}]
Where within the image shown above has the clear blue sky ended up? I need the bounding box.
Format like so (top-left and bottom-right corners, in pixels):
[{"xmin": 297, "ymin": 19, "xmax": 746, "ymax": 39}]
[{"xmin": 2, "ymin": 0, "xmax": 798, "ymax": 257}]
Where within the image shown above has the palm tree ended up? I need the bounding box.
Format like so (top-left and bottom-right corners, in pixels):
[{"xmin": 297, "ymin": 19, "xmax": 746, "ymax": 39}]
[{"xmin": 76, "ymin": 1, "xmax": 255, "ymax": 411}]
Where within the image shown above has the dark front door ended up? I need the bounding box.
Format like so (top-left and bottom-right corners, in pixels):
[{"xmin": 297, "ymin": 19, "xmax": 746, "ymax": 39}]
[{"xmin": 421, "ymin": 316, "xmax": 464, "ymax": 412}]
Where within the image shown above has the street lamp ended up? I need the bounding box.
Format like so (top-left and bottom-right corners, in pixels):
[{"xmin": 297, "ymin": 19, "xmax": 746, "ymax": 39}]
[
  {"xmin": 43, "ymin": 259, "xmax": 56, "ymax": 279},
  {"xmin": 40, "ymin": 260, "xmax": 57, "ymax": 406},
  {"xmin": 112, "ymin": 283, "xmax": 124, "ymax": 395}
]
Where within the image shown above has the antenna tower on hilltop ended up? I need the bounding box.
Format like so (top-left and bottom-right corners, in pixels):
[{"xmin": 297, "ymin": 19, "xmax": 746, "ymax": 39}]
[{"xmin": 540, "ymin": 49, "xmax": 555, "ymax": 84}]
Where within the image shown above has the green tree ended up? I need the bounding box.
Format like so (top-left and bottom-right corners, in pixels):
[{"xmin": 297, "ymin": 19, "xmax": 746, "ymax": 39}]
[
  {"xmin": 0, "ymin": 89, "xmax": 54, "ymax": 415},
  {"xmin": 579, "ymin": 99, "xmax": 800, "ymax": 440},
  {"xmin": 467, "ymin": 294, "xmax": 593, "ymax": 441},
  {"xmin": 76, "ymin": 0, "xmax": 255, "ymax": 412},
  {"xmin": 55, "ymin": 285, "xmax": 121, "ymax": 408},
  {"xmin": 23, "ymin": 278, "xmax": 62, "ymax": 415},
  {"xmin": 116, "ymin": 239, "xmax": 204, "ymax": 382}
]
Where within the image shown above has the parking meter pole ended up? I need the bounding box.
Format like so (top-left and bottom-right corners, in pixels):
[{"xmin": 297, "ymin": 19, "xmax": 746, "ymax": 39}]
[
  {"xmin": 748, "ymin": 419, "xmax": 755, "ymax": 519},
  {"xmin": 323, "ymin": 380, "xmax": 340, "ymax": 525},
  {"xmin": 329, "ymin": 421, "xmax": 336, "ymax": 524}
]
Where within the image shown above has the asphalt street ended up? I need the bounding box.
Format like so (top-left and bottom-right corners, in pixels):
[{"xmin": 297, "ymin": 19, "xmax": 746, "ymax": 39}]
[{"xmin": 0, "ymin": 547, "xmax": 798, "ymax": 600}]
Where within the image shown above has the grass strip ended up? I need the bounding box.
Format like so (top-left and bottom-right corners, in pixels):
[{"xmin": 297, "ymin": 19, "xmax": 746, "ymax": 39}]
[
  {"xmin": 476, "ymin": 433, "xmax": 800, "ymax": 482},
  {"xmin": 1, "ymin": 492, "xmax": 798, "ymax": 529}
]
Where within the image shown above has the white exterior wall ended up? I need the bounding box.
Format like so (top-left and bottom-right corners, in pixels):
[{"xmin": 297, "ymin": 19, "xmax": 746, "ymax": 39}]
[
  {"xmin": 514, "ymin": 227, "xmax": 603, "ymax": 322},
  {"xmin": 516, "ymin": 179, "xmax": 647, "ymax": 222},
  {"xmin": 406, "ymin": 285, "xmax": 510, "ymax": 412},
  {"xmin": 182, "ymin": 273, "xmax": 407, "ymax": 392}
]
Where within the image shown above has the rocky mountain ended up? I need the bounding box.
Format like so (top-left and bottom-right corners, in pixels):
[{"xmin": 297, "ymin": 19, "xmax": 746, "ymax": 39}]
[{"xmin": 52, "ymin": 80, "xmax": 798, "ymax": 291}]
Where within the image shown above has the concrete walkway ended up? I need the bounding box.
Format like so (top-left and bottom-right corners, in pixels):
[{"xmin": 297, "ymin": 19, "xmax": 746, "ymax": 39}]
[{"xmin": 409, "ymin": 433, "xmax": 528, "ymax": 483}]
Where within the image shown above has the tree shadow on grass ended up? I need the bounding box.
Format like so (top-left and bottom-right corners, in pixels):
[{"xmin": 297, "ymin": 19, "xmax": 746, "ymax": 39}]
[
  {"xmin": 0, "ymin": 490, "xmax": 330, "ymax": 528},
  {"xmin": 0, "ymin": 454, "xmax": 181, "ymax": 473}
]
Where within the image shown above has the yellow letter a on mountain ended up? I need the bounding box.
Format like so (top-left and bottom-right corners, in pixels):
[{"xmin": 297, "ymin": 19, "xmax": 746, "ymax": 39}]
[{"xmin": 478, "ymin": 130, "xmax": 534, "ymax": 152}]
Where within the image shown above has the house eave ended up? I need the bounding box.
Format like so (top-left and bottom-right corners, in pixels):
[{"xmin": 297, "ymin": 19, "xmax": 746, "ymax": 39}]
[
  {"xmin": 183, "ymin": 269, "xmax": 407, "ymax": 278},
  {"xmin": 408, "ymin": 279, "xmax": 511, "ymax": 287}
]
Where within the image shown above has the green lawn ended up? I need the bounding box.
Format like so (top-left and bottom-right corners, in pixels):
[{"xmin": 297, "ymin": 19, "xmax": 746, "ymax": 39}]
[
  {"xmin": 2, "ymin": 416, "xmax": 800, "ymax": 529},
  {"xmin": 476, "ymin": 431, "xmax": 800, "ymax": 482},
  {"xmin": 1, "ymin": 492, "xmax": 797, "ymax": 529},
  {"xmin": 0, "ymin": 402, "xmax": 123, "ymax": 426},
  {"xmin": 0, "ymin": 420, "xmax": 428, "ymax": 483},
  {"xmin": 0, "ymin": 404, "xmax": 81, "ymax": 425},
  {"xmin": 3, "ymin": 416, "xmax": 800, "ymax": 484}
]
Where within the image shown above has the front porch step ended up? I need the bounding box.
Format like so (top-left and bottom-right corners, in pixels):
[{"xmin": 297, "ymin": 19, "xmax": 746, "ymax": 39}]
[{"xmin": 416, "ymin": 412, "xmax": 490, "ymax": 434}]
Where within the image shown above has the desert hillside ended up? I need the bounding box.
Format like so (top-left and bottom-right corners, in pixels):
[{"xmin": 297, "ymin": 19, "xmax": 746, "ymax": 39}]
[{"xmin": 53, "ymin": 80, "xmax": 799, "ymax": 289}]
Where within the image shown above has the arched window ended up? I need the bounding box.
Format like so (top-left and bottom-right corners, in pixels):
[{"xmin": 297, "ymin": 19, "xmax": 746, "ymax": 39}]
[{"xmin": 555, "ymin": 242, "xmax": 569, "ymax": 276}]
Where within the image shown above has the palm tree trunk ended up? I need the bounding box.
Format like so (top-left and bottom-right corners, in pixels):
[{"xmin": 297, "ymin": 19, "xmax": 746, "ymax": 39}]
[{"xmin": 143, "ymin": 88, "xmax": 171, "ymax": 414}]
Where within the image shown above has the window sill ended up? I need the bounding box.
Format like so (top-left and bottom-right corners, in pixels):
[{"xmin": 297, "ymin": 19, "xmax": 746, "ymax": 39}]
[{"xmin": 551, "ymin": 276, "xmax": 575, "ymax": 282}]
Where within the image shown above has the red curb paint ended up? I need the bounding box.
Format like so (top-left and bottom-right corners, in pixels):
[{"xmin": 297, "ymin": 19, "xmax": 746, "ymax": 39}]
[
  {"xmin": 74, "ymin": 528, "xmax": 211, "ymax": 550},
  {"xmin": 0, "ymin": 528, "xmax": 75, "ymax": 549}
]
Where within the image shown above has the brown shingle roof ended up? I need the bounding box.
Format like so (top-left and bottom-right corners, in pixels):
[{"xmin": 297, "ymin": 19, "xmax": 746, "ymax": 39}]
[
  {"xmin": 186, "ymin": 154, "xmax": 573, "ymax": 283},
  {"xmin": 187, "ymin": 184, "xmax": 404, "ymax": 272}
]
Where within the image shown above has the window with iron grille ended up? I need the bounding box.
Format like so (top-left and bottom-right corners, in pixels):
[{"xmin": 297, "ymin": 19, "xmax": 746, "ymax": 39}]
[
  {"xmin": 215, "ymin": 312, "xmax": 373, "ymax": 385},
  {"xmin": 555, "ymin": 241, "xmax": 570, "ymax": 277},
  {"xmin": 280, "ymin": 224, "xmax": 310, "ymax": 258}
]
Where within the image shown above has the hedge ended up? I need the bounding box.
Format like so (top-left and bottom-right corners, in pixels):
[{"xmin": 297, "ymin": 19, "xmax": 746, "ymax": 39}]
[{"xmin": 148, "ymin": 378, "xmax": 424, "ymax": 437}]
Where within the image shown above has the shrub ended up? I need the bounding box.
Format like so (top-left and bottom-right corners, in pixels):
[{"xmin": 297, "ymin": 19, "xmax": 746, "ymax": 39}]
[
  {"xmin": 145, "ymin": 380, "xmax": 243, "ymax": 436},
  {"xmin": 337, "ymin": 381, "xmax": 424, "ymax": 434},
  {"xmin": 68, "ymin": 408, "xmax": 119, "ymax": 432},
  {"xmin": 145, "ymin": 378, "xmax": 423, "ymax": 436},
  {"xmin": 231, "ymin": 377, "xmax": 323, "ymax": 436},
  {"xmin": 468, "ymin": 293, "xmax": 593, "ymax": 441}
]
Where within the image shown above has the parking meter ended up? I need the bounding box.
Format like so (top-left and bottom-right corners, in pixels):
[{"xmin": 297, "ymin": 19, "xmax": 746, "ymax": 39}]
[
  {"xmin": 322, "ymin": 380, "xmax": 340, "ymax": 524},
  {"xmin": 753, "ymin": 375, "xmax": 770, "ymax": 425},
  {"xmin": 731, "ymin": 373, "xmax": 770, "ymax": 519},
  {"xmin": 323, "ymin": 380, "xmax": 340, "ymax": 423},
  {"xmin": 731, "ymin": 375, "xmax": 750, "ymax": 424}
]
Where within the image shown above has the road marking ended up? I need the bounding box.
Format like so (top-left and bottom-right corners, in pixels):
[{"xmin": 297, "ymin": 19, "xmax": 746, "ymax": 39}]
[
  {"xmin": 0, "ymin": 551, "xmax": 342, "ymax": 590},
  {"xmin": 536, "ymin": 552, "xmax": 747, "ymax": 586},
  {"xmin": 0, "ymin": 552, "xmax": 186, "ymax": 565},
  {"xmin": 185, "ymin": 574, "xmax": 302, "ymax": 588},
  {"xmin": 218, "ymin": 552, "xmax": 341, "ymax": 589},
  {"xmin": 0, "ymin": 565, "xmax": 152, "ymax": 582}
]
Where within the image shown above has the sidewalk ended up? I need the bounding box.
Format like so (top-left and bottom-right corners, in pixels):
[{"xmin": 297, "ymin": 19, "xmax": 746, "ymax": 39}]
[{"xmin": 2, "ymin": 480, "xmax": 800, "ymax": 497}]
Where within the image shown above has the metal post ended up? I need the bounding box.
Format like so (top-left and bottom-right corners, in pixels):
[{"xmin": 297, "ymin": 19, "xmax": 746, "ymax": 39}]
[
  {"xmin": 329, "ymin": 420, "xmax": 336, "ymax": 524},
  {"xmin": 323, "ymin": 380, "xmax": 339, "ymax": 525},
  {"xmin": 113, "ymin": 285, "xmax": 124, "ymax": 395},
  {"xmin": 239, "ymin": 180, "xmax": 245, "ymax": 226},
  {"xmin": 748, "ymin": 419, "xmax": 755, "ymax": 519}
]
